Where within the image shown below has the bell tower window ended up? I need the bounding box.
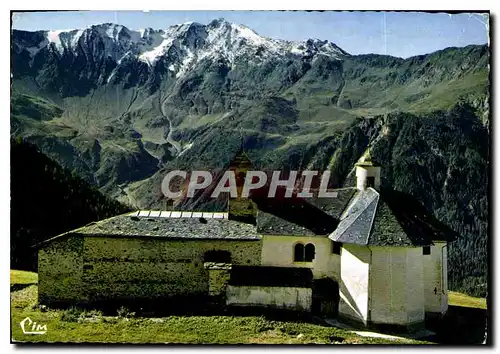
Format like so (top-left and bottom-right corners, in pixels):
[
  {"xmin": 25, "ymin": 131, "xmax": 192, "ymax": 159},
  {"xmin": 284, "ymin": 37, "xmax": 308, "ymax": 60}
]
[{"xmin": 366, "ymin": 176, "xmax": 375, "ymax": 188}]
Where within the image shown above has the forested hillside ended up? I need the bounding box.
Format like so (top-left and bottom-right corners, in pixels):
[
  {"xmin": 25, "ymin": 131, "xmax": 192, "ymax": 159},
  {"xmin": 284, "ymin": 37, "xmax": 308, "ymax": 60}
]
[
  {"xmin": 329, "ymin": 102, "xmax": 489, "ymax": 297},
  {"xmin": 370, "ymin": 103, "xmax": 489, "ymax": 297},
  {"xmin": 10, "ymin": 138, "xmax": 131, "ymax": 271}
]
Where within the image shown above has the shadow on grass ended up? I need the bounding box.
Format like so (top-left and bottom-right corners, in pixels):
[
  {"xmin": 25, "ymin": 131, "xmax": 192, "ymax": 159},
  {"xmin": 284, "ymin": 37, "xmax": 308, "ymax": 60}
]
[
  {"xmin": 426, "ymin": 305, "xmax": 487, "ymax": 344},
  {"xmin": 47, "ymin": 296, "xmax": 315, "ymax": 324},
  {"xmin": 10, "ymin": 283, "xmax": 36, "ymax": 292}
]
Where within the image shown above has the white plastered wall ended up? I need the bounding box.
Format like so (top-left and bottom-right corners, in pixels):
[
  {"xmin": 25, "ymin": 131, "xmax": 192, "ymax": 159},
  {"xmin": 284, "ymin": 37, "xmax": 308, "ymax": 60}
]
[
  {"xmin": 369, "ymin": 247, "xmax": 424, "ymax": 326},
  {"xmin": 338, "ymin": 244, "xmax": 370, "ymax": 324},
  {"xmin": 226, "ymin": 286, "xmax": 312, "ymax": 311},
  {"xmin": 355, "ymin": 166, "xmax": 381, "ymax": 190},
  {"xmin": 423, "ymin": 242, "xmax": 448, "ymax": 314},
  {"xmin": 260, "ymin": 235, "xmax": 340, "ymax": 281}
]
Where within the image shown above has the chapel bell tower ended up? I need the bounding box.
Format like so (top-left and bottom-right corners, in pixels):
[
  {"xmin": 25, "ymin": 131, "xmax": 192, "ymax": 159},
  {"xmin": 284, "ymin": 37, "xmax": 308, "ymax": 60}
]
[
  {"xmin": 355, "ymin": 150, "xmax": 381, "ymax": 190},
  {"xmin": 227, "ymin": 148, "xmax": 257, "ymax": 224}
]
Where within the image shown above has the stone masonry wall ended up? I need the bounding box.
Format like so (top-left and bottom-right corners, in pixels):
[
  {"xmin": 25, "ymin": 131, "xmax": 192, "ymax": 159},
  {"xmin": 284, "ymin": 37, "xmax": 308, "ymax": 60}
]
[
  {"xmin": 38, "ymin": 235, "xmax": 84, "ymax": 305},
  {"xmin": 80, "ymin": 236, "xmax": 262, "ymax": 302},
  {"xmin": 205, "ymin": 263, "xmax": 232, "ymax": 296}
]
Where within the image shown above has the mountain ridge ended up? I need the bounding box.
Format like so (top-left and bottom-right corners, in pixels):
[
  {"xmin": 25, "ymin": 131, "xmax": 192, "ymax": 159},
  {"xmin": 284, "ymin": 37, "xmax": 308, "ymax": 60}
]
[
  {"xmin": 11, "ymin": 19, "xmax": 489, "ymax": 200},
  {"xmin": 10, "ymin": 19, "xmax": 490, "ymax": 297},
  {"xmin": 12, "ymin": 19, "xmax": 349, "ymax": 80}
]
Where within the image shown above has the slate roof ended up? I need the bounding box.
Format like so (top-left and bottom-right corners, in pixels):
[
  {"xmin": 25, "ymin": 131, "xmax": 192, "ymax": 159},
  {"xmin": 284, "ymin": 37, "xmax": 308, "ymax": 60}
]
[
  {"xmin": 255, "ymin": 188, "xmax": 356, "ymax": 236},
  {"xmin": 329, "ymin": 188, "xmax": 458, "ymax": 247},
  {"xmin": 306, "ymin": 188, "xmax": 358, "ymax": 220},
  {"xmin": 38, "ymin": 213, "xmax": 261, "ymax": 245},
  {"xmin": 38, "ymin": 183, "xmax": 456, "ymax": 248},
  {"xmin": 37, "ymin": 143, "xmax": 457, "ymax": 248}
]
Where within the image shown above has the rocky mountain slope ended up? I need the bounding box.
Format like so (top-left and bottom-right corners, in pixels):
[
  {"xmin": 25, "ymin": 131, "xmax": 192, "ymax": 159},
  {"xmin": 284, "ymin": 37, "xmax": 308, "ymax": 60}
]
[{"xmin": 11, "ymin": 19, "xmax": 490, "ymax": 296}]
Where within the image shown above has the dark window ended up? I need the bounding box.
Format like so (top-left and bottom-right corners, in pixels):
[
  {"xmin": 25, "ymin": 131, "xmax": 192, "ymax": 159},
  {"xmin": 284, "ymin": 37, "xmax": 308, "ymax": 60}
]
[
  {"xmin": 423, "ymin": 246, "xmax": 431, "ymax": 255},
  {"xmin": 237, "ymin": 171, "xmax": 246, "ymax": 187},
  {"xmin": 332, "ymin": 242, "xmax": 342, "ymax": 255},
  {"xmin": 305, "ymin": 244, "xmax": 315, "ymax": 262},
  {"xmin": 294, "ymin": 243, "xmax": 315, "ymax": 262},
  {"xmin": 366, "ymin": 176, "xmax": 375, "ymax": 188},
  {"xmin": 294, "ymin": 243, "xmax": 304, "ymax": 262},
  {"xmin": 204, "ymin": 250, "xmax": 231, "ymax": 263}
]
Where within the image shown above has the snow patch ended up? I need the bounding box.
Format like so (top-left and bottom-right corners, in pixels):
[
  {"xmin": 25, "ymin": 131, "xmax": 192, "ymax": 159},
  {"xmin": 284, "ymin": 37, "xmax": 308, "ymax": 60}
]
[
  {"xmin": 232, "ymin": 23, "xmax": 267, "ymax": 46},
  {"xmin": 104, "ymin": 24, "xmax": 124, "ymax": 41},
  {"xmin": 117, "ymin": 51, "xmax": 130, "ymax": 65},
  {"xmin": 179, "ymin": 142, "xmax": 194, "ymax": 156},
  {"xmin": 107, "ymin": 71, "xmax": 116, "ymax": 84},
  {"xmin": 46, "ymin": 30, "xmax": 66, "ymax": 53},
  {"xmin": 176, "ymin": 48, "xmax": 195, "ymax": 78},
  {"xmin": 290, "ymin": 43, "xmax": 307, "ymax": 56},
  {"xmin": 71, "ymin": 29, "xmax": 84, "ymax": 49},
  {"xmin": 139, "ymin": 37, "xmax": 174, "ymax": 65}
]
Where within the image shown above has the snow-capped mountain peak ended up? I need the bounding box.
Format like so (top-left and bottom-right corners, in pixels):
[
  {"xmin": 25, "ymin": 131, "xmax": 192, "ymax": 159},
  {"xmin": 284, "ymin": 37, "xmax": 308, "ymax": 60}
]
[{"xmin": 14, "ymin": 19, "xmax": 349, "ymax": 80}]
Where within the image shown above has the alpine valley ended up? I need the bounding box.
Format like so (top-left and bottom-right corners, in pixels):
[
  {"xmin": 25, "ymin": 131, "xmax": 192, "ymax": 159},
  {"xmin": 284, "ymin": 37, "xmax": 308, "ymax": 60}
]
[{"xmin": 11, "ymin": 19, "xmax": 489, "ymax": 296}]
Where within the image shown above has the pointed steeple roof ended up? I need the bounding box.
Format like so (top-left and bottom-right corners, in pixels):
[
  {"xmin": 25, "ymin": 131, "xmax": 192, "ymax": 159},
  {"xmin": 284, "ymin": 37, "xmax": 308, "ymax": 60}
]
[
  {"xmin": 228, "ymin": 136, "xmax": 252, "ymax": 169},
  {"xmin": 355, "ymin": 149, "xmax": 380, "ymax": 167},
  {"xmin": 329, "ymin": 188, "xmax": 458, "ymax": 246}
]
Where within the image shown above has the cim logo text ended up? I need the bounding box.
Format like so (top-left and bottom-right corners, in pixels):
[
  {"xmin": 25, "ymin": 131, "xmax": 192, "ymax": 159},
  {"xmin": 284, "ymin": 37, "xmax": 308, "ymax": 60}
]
[{"xmin": 20, "ymin": 317, "xmax": 47, "ymax": 335}]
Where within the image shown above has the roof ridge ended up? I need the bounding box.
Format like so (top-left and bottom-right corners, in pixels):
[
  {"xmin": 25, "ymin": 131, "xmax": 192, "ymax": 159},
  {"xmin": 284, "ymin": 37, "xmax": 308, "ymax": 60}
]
[
  {"xmin": 329, "ymin": 189, "xmax": 379, "ymax": 242},
  {"xmin": 365, "ymin": 193, "xmax": 381, "ymax": 245},
  {"xmin": 331, "ymin": 195, "xmax": 379, "ymax": 243}
]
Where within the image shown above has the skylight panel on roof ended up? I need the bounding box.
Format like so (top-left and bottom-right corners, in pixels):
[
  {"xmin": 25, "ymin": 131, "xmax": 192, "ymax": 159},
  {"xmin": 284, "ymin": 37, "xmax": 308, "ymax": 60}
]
[
  {"xmin": 202, "ymin": 212, "xmax": 214, "ymax": 218},
  {"xmin": 159, "ymin": 211, "xmax": 171, "ymax": 218},
  {"xmin": 139, "ymin": 210, "xmax": 150, "ymax": 217},
  {"xmin": 213, "ymin": 213, "xmax": 225, "ymax": 219},
  {"xmin": 170, "ymin": 211, "xmax": 182, "ymax": 218},
  {"xmin": 192, "ymin": 212, "xmax": 203, "ymax": 218},
  {"xmin": 181, "ymin": 212, "xmax": 193, "ymax": 218},
  {"xmin": 149, "ymin": 211, "xmax": 161, "ymax": 217}
]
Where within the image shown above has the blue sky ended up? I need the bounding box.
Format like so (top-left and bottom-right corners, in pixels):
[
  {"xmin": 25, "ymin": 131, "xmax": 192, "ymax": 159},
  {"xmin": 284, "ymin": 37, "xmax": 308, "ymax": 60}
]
[{"xmin": 12, "ymin": 11, "xmax": 489, "ymax": 58}]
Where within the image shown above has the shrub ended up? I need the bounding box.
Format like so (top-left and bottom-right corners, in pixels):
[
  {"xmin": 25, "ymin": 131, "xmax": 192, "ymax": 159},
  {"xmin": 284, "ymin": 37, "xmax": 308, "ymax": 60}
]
[
  {"xmin": 61, "ymin": 307, "xmax": 83, "ymax": 322},
  {"xmin": 117, "ymin": 306, "xmax": 136, "ymax": 318}
]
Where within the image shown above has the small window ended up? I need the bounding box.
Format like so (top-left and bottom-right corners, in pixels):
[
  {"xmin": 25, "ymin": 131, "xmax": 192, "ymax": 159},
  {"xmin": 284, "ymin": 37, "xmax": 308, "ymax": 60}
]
[
  {"xmin": 366, "ymin": 176, "xmax": 375, "ymax": 188},
  {"xmin": 294, "ymin": 243, "xmax": 305, "ymax": 262},
  {"xmin": 294, "ymin": 243, "xmax": 315, "ymax": 262},
  {"xmin": 204, "ymin": 250, "xmax": 231, "ymax": 263},
  {"xmin": 305, "ymin": 244, "xmax": 315, "ymax": 262},
  {"xmin": 423, "ymin": 246, "xmax": 431, "ymax": 255},
  {"xmin": 332, "ymin": 242, "xmax": 342, "ymax": 255}
]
